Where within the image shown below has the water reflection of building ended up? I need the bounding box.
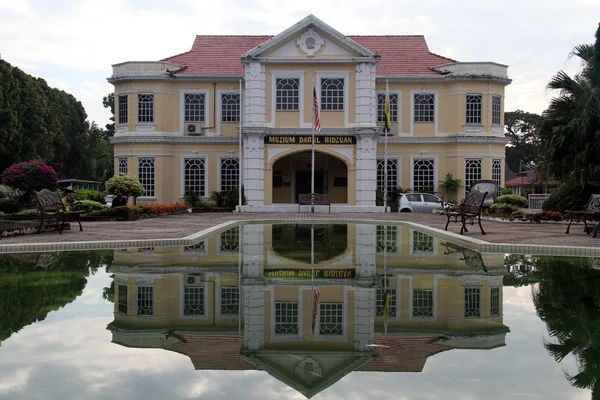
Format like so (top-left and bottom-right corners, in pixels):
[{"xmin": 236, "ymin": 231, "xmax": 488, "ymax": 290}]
[{"xmin": 107, "ymin": 224, "xmax": 509, "ymax": 398}]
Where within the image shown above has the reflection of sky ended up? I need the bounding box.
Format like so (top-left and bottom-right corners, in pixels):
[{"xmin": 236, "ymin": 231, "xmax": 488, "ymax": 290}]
[{"xmin": 0, "ymin": 270, "xmax": 591, "ymax": 400}]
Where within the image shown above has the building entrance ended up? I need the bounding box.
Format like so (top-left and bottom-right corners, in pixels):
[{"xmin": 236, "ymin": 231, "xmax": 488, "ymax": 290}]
[{"xmin": 295, "ymin": 171, "xmax": 328, "ymax": 200}]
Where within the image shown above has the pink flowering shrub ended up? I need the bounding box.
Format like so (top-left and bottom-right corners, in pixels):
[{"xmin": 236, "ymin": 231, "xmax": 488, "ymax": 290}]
[{"xmin": 1, "ymin": 159, "xmax": 58, "ymax": 193}]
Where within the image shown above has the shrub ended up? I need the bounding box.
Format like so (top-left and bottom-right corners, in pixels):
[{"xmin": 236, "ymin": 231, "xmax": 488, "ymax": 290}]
[
  {"xmin": 495, "ymin": 194, "xmax": 527, "ymax": 207},
  {"xmin": 488, "ymin": 203, "xmax": 519, "ymax": 216},
  {"xmin": 1, "ymin": 211, "xmax": 41, "ymax": 219},
  {"xmin": 0, "ymin": 198, "xmax": 22, "ymax": 214},
  {"xmin": 184, "ymin": 192, "xmax": 202, "ymax": 208},
  {"xmin": 530, "ymin": 210, "xmax": 562, "ymax": 222},
  {"xmin": 542, "ymin": 183, "xmax": 595, "ymax": 213},
  {"xmin": 1, "ymin": 159, "xmax": 58, "ymax": 193},
  {"xmin": 511, "ymin": 210, "xmax": 525, "ymax": 219},
  {"xmin": 501, "ymin": 188, "xmax": 515, "ymax": 195},
  {"xmin": 0, "ymin": 188, "xmax": 5, "ymax": 199},
  {"xmin": 72, "ymin": 189, "xmax": 106, "ymax": 203},
  {"xmin": 72, "ymin": 200, "xmax": 110, "ymax": 214},
  {"xmin": 105, "ymin": 175, "xmax": 145, "ymax": 199}
]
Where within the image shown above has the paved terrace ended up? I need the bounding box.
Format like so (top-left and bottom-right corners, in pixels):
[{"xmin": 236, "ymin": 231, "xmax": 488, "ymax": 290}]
[{"xmin": 0, "ymin": 212, "xmax": 598, "ymax": 249}]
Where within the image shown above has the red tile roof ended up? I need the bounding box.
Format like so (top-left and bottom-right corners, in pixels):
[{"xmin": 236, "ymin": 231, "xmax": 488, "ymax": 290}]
[
  {"xmin": 162, "ymin": 35, "xmax": 454, "ymax": 76},
  {"xmin": 359, "ymin": 336, "xmax": 451, "ymax": 372}
]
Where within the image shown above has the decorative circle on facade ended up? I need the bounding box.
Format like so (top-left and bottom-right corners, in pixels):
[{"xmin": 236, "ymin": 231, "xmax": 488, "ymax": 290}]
[
  {"xmin": 295, "ymin": 357, "xmax": 322, "ymax": 383},
  {"xmin": 297, "ymin": 29, "xmax": 324, "ymax": 56}
]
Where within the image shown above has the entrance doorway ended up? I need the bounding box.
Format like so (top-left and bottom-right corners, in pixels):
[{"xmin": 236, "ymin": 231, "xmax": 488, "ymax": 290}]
[{"xmin": 295, "ymin": 171, "xmax": 328, "ymax": 200}]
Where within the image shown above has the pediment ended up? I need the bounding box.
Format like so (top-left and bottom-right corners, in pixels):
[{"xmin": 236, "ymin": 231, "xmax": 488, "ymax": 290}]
[{"xmin": 242, "ymin": 15, "xmax": 376, "ymax": 60}]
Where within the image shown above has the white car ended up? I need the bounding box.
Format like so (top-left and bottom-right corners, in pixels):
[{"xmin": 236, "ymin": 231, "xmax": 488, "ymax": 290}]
[
  {"xmin": 104, "ymin": 195, "xmax": 114, "ymax": 207},
  {"xmin": 397, "ymin": 193, "xmax": 453, "ymax": 213}
]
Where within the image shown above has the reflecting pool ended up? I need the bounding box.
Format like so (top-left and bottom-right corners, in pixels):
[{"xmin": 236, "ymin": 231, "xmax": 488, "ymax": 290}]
[{"xmin": 0, "ymin": 223, "xmax": 597, "ymax": 399}]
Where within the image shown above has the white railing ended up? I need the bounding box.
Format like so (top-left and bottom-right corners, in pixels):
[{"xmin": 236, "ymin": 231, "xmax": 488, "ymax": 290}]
[{"xmin": 528, "ymin": 194, "xmax": 550, "ymax": 211}]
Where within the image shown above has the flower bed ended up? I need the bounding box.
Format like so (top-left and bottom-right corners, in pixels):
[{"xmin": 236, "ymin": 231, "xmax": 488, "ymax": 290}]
[
  {"xmin": 529, "ymin": 210, "xmax": 562, "ymax": 223},
  {"xmin": 81, "ymin": 203, "xmax": 189, "ymax": 221}
]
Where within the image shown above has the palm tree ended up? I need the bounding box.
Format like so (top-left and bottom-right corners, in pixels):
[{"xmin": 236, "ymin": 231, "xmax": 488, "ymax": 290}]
[
  {"xmin": 537, "ymin": 24, "xmax": 600, "ymax": 188},
  {"xmin": 532, "ymin": 256, "xmax": 600, "ymax": 399}
]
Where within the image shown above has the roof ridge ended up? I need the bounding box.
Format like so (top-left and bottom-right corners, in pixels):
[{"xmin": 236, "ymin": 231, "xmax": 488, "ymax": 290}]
[
  {"xmin": 349, "ymin": 34, "xmax": 426, "ymax": 37},
  {"xmin": 161, "ymin": 50, "xmax": 192, "ymax": 62}
]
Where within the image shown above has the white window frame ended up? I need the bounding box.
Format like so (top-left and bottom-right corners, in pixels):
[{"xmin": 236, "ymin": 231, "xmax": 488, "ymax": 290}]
[
  {"xmin": 316, "ymin": 71, "xmax": 350, "ymax": 128},
  {"xmin": 217, "ymin": 226, "xmax": 241, "ymax": 255},
  {"xmin": 136, "ymin": 285, "xmax": 154, "ymax": 317},
  {"xmin": 412, "ymin": 93, "xmax": 435, "ymax": 123},
  {"xmin": 269, "ymin": 286, "xmax": 303, "ymax": 342},
  {"xmin": 410, "ymin": 90, "xmax": 438, "ymax": 136},
  {"xmin": 117, "ymin": 94, "xmax": 128, "ymax": 133},
  {"xmin": 492, "ymin": 95, "xmax": 502, "ymax": 134},
  {"xmin": 137, "ymin": 156, "xmax": 156, "ymax": 199},
  {"xmin": 180, "ymin": 154, "xmax": 209, "ymax": 199},
  {"xmin": 376, "ymin": 90, "xmax": 401, "ymax": 135},
  {"xmin": 180, "ymin": 240, "xmax": 208, "ymax": 255},
  {"xmin": 314, "ymin": 287, "xmax": 348, "ymax": 342},
  {"xmin": 271, "ymin": 70, "xmax": 305, "ymax": 128},
  {"xmin": 180, "ymin": 90, "xmax": 210, "ymax": 134},
  {"xmin": 464, "ymin": 286, "xmax": 481, "ymax": 318},
  {"xmin": 409, "ymin": 229, "xmax": 438, "ymax": 257},
  {"xmin": 465, "ymin": 94, "xmax": 483, "ymax": 132},
  {"xmin": 118, "ymin": 157, "xmax": 128, "ymax": 176},
  {"xmin": 217, "ymin": 89, "xmax": 243, "ymax": 135},
  {"xmin": 117, "ymin": 283, "xmax": 128, "ymax": 315},
  {"xmin": 375, "ymin": 276, "xmax": 401, "ymax": 322},
  {"xmin": 218, "ymin": 155, "xmax": 240, "ymax": 193},
  {"xmin": 215, "ymin": 275, "xmax": 241, "ymax": 319},
  {"xmin": 376, "ymin": 224, "xmax": 400, "ymax": 254},
  {"xmin": 376, "ymin": 157, "xmax": 401, "ymax": 195},
  {"xmin": 490, "ymin": 286, "xmax": 500, "ymax": 317},
  {"xmin": 408, "ymin": 275, "xmax": 438, "ymax": 322},
  {"xmin": 137, "ymin": 93, "xmax": 155, "ymax": 132},
  {"xmin": 410, "ymin": 155, "xmax": 438, "ymax": 193},
  {"xmin": 179, "ymin": 274, "xmax": 209, "ymax": 320},
  {"xmin": 492, "ymin": 159, "xmax": 502, "ymax": 188},
  {"xmin": 464, "ymin": 158, "xmax": 483, "ymax": 194}
]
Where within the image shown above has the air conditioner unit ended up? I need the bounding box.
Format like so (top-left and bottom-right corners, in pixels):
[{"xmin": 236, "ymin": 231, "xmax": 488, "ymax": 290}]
[
  {"xmin": 186, "ymin": 275, "xmax": 202, "ymax": 285},
  {"xmin": 187, "ymin": 124, "xmax": 202, "ymax": 135}
]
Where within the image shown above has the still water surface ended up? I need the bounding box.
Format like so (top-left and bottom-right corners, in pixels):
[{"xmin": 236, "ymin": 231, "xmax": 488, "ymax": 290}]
[{"xmin": 0, "ymin": 223, "xmax": 597, "ymax": 399}]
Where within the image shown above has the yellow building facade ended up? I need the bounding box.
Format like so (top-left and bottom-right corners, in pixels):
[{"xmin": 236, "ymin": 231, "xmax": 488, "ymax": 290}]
[{"xmin": 109, "ymin": 15, "xmax": 510, "ymax": 211}]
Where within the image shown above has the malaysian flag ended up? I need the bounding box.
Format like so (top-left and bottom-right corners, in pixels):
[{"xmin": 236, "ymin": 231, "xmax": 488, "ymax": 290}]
[
  {"xmin": 313, "ymin": 86, "xmax": 321, "ymax": 132},
  {"xmin": 312, "ymin": 287, "xmax": 320, "ymax": 335}
]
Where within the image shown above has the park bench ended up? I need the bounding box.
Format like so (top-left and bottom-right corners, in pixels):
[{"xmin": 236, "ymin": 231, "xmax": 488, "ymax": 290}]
[
  {"xmin": 565, "ymin": 194, "xmax": 600, "ymax": 238},
  {"xmin": 34, "ymin": 189, "xmax": 84, "ymax": 234},
  {"xmin": 298, "ymin": 193, "xmax": 331, "ymax": 213},
  {"xmin": 443, "ymin": 189, "xmax": 488, "ymax": 235}
]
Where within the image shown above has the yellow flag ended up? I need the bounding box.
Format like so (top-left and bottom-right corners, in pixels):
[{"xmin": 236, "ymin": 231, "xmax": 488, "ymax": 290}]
[{"xmin": 383, "ymin": 92, "xmax": 391, "ymax": 133}]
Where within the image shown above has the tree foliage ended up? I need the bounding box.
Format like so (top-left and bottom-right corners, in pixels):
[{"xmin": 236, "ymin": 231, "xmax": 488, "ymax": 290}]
[
  {"xmin": 537, "ymin": 24, "xmax": 600, "ymax": 188},
  {"xmin": 102, "ymin": 93, "xmax": 115, "ymax": 138},
  {"xmin": 504, "ymin": 110, "xmax": 541, "ymax": 173},
  {"xmin": 105, "ymin": 175, "xmax": 145, "ymax": 198},
  {"xmin": 0, "ymin": 60, "xmax": 113, "ymax": 181}
]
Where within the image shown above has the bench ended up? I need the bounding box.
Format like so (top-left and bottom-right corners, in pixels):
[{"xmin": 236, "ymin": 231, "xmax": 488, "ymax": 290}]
[
  {"xmin": 34, "ymin": 189, "xmax": 84, "ymax": 234},
  {"xmin": 298, "ymin": 193, "xmax": 331, "ymax": 213},
  {"xmin": 443, "ymin": 189, "xmax": 488, "ymax": 235},
  {"xmin": 565, "ymin": 194, "xmax": 600, "ymax": 238}
]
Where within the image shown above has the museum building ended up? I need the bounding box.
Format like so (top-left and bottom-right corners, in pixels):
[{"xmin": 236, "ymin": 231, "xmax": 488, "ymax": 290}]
[{"xmin": 108, "ymin": 14, "xmax": 510, "ymax": 211}]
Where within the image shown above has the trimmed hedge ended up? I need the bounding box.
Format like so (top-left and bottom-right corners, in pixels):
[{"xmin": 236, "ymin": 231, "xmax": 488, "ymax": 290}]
[
  {"xmin": 495, "ymin": 194, "xmax": 527, "ymax": 207},
  {"xmin": 542, "ymin": 184, "xmax": 596, "ymax": 213},
  {"xmin": 488, "ymin": 203, "xmax": 519, "ymax": 216},
  {"xmin": 72, "ymin": 190, "xmax": 106, "ymax": 204},
  {"xmin": 72, "ymin": 200, "xmax": 110, "ymax": 214}
]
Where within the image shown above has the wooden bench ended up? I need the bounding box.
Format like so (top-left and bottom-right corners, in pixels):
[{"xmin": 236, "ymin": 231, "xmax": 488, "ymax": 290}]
[
  {"xmin": 34, "ymin": 189, "xmax": 84, "ymax": 234},
  {"xmin": 565, "ymin": 194, "xmax": 600, "ymax": 238},
  {"xmin": 298, "ymin": 193, "xmax": 331, "ymax": 213},
  {"xmin": 443, "ymin": 189, "xmax": 488, "ymax": 235}
]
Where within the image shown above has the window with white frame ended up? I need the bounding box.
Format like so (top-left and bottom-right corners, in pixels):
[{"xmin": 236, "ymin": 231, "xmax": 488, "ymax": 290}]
[
  {"xmin": 184, "ymin": 287, "xmax": 205, "ymax": 316},
  {"xmin": 492, "ymin": 95, "xmax": 501, "ymax": 125},
  {"xmin": 464, "ymin": 287, "xmax": 480, "ymax": 318},
  {"xmin": 220, "ymin": 158, "xmax": 239, "ymax": 192},
  {"xmin": 377, "ymin": 93, "xmax": 398, "ymax": 123},
  {"xmin": 118, "ymin": 284, "xmax": 127, "ymax": 314},
  {"xmin": 138, "ymin": 157, "xmax": 155, "ymax": 197},
  {"xmin": 221, "ymin": 287, "xmax": 239, "ymax": 315},
  {"xmin": 465, "ymin": 94, "xmax": 482, "ymax": 125},
  {"xmin": 137, "ymin": 93, "xmax": 154, "ymax": 123},
  {"xmin": 320, "ymin": 78, "xmax": 344, "ymax": 111},
  {"xmin": 413, "ymin": 158, "xmax": 435, "ymax": 192},
  {"xmin": 412, "ymin": 289, "xmax": 433, "ymax": 318},
  {"xmin": 137, "ymin": 286, "xmax": 153, "ymax": 316},
  {"xmin": 184, "ymin": 158, "xmax": 206, "ymax": 196},
  {"xmin": 492, "ymin": 159, "xmax": 502, "ymax": 188},
  {"xmin": 118, "ymin": 158, "xmax": 127, "ymax": 176},
  {"xmin": 490, "ymin": 287, "xmax": 500, "ymax": 316},
  {"xmin": 376, "ymin": 225, "xmax": 397, "ymax": 253},
  {"xmin": 221, "ymin": 94, "xmax": 240, "ymax": 122},
  {"xmin": 220, "ymin": 226, "xmax": 239, "ymax": 252},
  {"xmin": 275, "ymin": 302, "xmax": 299, "ymax": 334},
  {"xmin": 319, "ymin": 303, "xmax": 343, "ymax": 335},
  {"xmin": 276, "ymin": 78, "xmax": 299, "ymax": 111},
  {"xmin": 414, "ymin": 93, "xmax": 435, "ymax": 122},
  {"xmin": 412, "ymin": 230, "xmax": 434, "ymax": 253},
  {"xmin": 376, "ymin": 159, "xmax": 398, "ymax": 196},
  {"xmin": 118, "ymin": 94, "xmax": 128, "ymax": 124},
  {"xmin": 376, "ymin": 289, "xmax": 397, "ymax": 317},
  {"xmin": 465, "ymin": 159, "xmax": 482, "ymax": 192},
  {"xmin": 184, "ymin": 93, "xmax": 205, "ymax": 122},
  {"xmin": 183, "ymin": 241, "xmax": 206, "ymax": 254}
]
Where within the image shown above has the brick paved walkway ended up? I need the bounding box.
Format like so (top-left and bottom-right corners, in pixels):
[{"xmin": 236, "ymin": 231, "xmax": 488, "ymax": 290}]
[{"xmin": 1, "ymin": 212, "xmax": 598, "ymax": 248}]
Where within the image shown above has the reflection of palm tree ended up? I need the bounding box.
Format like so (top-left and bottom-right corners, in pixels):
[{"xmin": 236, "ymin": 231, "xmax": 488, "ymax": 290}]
[{"xmin": 532, "ymin": 256, "xmax": 600, "ymax": 398}]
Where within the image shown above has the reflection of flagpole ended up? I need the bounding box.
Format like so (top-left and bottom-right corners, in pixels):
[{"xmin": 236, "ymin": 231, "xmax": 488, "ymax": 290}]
[
  {"xmin": 383, "ymin": 225, "xmax": 390, "ymax": 337},
  {"xmin": 238, "ymin": 78, "xmax": 243, "ymax": 211},
  {"xmin": 311, "ymin": 226, "xmax": 315, "ymax": 338},
  {"xmin": 238, "ymin": 225, "xmax": 242, "ymax": 337},
  {"xmin": 311, "ymin": 81, "xmax": 316, "ymax": 213},
  {"xmin": 383, "ymin": 80, "xmax": 390, "ymax": 212}
]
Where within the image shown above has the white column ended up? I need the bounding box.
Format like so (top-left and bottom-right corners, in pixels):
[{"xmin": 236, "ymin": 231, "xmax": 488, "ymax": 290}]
[
  {"xmin": 242, "ymin": 224, "xmax": 265, "ymax": 277},
  {"xmin": 355, "ymin": 63, "xmax": 377, "ymax": 127},
  {"xmin": 243, "ymin": 286, "xmax": 265, "ymax": 351},
  {"xmin": 243, "ymin": 135, "xmax": 265, "ymax": 206},
  {"xmin": 355, "ymin": 223, "xmax": 377, "ymax": 280},
  {"xmin": 243, "ymin": 62, "xmax": 267, "ymax": 127},
  {"xmin": 353, "ymin": 287, "xmax": 376, "ymax": 351},
  {"xmin": 356, "ymin": 134, "xmax": 378, "ymax": 206}
]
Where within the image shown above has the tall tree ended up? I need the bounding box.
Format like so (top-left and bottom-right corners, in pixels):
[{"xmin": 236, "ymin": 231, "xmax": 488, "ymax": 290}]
[
  {"xmin": 102, "ymin": 93, "xmax": 115, "ymax": 138},
  {"xmin": 537, "ymin": 24, "xmax": 600, "ymax": 187},
  {"xmin": 504, "ymin": 110, "xmax": 541, "ymax": 173}
]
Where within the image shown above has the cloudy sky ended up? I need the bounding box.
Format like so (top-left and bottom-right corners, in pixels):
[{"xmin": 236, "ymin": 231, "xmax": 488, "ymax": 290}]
[{"xmin": 0, "ymin": 0, "xmax": 599, "ymax": 127}]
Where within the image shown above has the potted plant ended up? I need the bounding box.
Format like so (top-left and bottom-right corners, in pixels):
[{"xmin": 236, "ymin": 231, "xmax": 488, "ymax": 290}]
[{"xmin": 439, "ymin": 174, "xmax": 463, "ymax": 203}]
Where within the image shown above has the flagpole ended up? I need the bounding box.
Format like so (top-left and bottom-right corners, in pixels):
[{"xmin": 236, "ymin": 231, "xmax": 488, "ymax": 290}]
[
  {"xmin": 311, "ymin": 225, "xmax": 315, "ymax": 339},
  {"xmin": 238, "ymin": 78, "xmax": 243, "ymax": 211},
  {"xmin": 384, "ymin": 80, "xmax": 389, "ymax": 212},
  {"xmin": 311, "ymin": 81, "xmax": 316, "ymax": 213},
  {"xmin": 384, "ymin": 224, "xmax": 388, "ymax": 337},
  {"xmin": 238, "ymin": 225, "xmax": 242, "ymax": 336}
]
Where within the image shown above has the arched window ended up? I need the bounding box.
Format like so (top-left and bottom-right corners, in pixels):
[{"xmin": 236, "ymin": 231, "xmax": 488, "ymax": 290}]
[
  {"xmin": 377, "ymin": 93, "xmax": 398, "ymax": 123},
  {"xmin": 184, "ymin": 158, "xmax": 206, "ymax": 196},
  {"xmin": 320, "ymin": 78, "xmax": 344, "ymax": 111},
  {"xmin": 413, "ymin": 159, "xmax": 435, "ymax": 192},
  {"xmin": 137, "ymin": 93, "xmax": 154, "ymax": 123},
  {"xmin": 466, "ymin": 94, "xmax": 482, "ymax": 124},
  {"xmin": 376, "ymin": 159, "xmax": 398, "ymax": 195},
  {"xmin": 184, "ymin": 93, "xmax": 205, "ymax": 122},
  {"xmin": 137, "ymin": 157, "xmax": 155, "ymax": 197},
  {"xmin": 413, "ymin": 93, "xmax": 434, "ymax": 122},
  {"xmin": 221, "ymin": 94, "xmax": 240, "ymax": 122},
  {"xmin": 276, "ymin": 78, "xmax": 299, "ymax": 110},
  {"xmin": 220, "ymin": 158, "xmax": 239, "ymax": 192},
  {"xmin": 492, "ymin": 159, "xmax": 502, "ymax": 188},
  {"xmin": 465, "ymin": 158, "xmax": 482, "ymax": 194}
]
